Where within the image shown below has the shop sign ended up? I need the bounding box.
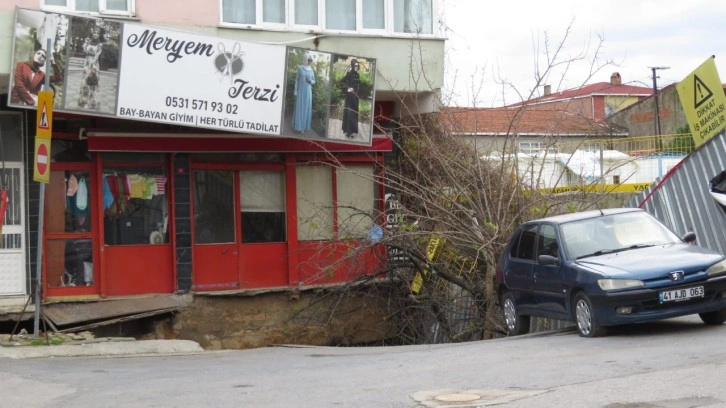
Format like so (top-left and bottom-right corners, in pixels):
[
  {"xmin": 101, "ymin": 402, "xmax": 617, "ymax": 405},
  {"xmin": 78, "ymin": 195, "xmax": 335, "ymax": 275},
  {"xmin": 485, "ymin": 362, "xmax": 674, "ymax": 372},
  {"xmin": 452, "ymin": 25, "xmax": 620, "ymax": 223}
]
[{"xmin": 8, "ymin": 8, "xmax": 377, "ymax": 146}]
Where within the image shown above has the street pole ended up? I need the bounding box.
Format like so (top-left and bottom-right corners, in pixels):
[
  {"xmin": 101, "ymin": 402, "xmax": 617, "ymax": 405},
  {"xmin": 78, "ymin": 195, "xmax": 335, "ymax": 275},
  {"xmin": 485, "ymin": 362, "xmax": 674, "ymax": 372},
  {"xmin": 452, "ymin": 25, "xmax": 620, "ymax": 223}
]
[
  {"xmin": 33, "ymin": 39, "xmax": 51, "ymax": 338},
  {"xmin": 649, "ymin": 66, "xmax": 670, "ymax": 151}
]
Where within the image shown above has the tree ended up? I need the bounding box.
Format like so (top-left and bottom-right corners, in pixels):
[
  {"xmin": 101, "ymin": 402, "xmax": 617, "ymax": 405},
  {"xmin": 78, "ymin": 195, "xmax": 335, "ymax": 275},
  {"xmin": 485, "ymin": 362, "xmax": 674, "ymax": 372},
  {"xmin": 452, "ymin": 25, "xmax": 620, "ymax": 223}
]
[{"xmin": 288, "ymin": 20, "xmax": 623, "ymax": 346}]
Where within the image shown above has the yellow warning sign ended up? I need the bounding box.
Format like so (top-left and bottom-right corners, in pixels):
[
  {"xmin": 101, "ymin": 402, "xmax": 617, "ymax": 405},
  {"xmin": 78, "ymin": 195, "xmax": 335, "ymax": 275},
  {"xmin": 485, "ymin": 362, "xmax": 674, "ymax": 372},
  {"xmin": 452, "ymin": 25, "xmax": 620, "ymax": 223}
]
[
  {"xmin": 36, "ymin": 91, "xmax": 53, "ymax": 138},
  {"xmin": 676, "ymin": 57, "xmax": 726, "ymax": 147}
]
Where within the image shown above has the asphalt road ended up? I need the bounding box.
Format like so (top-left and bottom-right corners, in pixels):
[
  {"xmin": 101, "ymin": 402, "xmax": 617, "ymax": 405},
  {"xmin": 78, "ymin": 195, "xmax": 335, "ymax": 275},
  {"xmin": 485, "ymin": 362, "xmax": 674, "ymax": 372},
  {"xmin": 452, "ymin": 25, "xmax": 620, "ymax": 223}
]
[{"xmin": 2, "ymin": 315, "xmax": 726, "ymax": 408}]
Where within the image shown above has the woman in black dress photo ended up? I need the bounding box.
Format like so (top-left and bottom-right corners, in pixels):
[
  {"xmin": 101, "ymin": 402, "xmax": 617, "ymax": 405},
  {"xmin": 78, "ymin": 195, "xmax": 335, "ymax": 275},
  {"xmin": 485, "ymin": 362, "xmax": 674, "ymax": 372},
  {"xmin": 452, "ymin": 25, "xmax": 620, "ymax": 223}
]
[{"xmin": 340, "ymin": 59, "xmax": 361, "ymax": 138}]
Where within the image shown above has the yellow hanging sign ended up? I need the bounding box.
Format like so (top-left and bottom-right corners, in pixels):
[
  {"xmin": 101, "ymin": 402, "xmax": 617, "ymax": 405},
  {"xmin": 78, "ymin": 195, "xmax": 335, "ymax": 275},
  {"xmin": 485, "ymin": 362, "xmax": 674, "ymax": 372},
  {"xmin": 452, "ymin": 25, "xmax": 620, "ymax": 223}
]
[
  {"xmin": 36, "ymin": 91, "xmax": 53, "ymax": 138},
  {"xmin": 676, "ymin": 57, "xmax": 726, "ymax": 147}
]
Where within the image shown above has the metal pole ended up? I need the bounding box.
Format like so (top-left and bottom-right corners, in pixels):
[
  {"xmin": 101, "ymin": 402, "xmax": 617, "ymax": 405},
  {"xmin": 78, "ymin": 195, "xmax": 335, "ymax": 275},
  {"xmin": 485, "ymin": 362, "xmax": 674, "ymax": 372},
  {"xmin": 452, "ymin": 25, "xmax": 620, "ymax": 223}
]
[
  {"xmin": 33, "ymin": 39, "xmax": 51, "ymax": 337},
  {"xmin": 649, "ymin": 66, "xmax": 670, "ymax": 152},
  {"xmin": 651, "ymin": 68, "xmax": 661, "ymax": 137}
]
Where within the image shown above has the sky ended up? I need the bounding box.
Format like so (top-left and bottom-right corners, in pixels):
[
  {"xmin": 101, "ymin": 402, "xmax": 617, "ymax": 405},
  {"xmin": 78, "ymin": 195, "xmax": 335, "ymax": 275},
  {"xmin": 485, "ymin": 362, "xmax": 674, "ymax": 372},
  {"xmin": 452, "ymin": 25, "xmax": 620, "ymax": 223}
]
[{"xmin": 441, "ymin": 0, "xmax": 726, "ymax": 107}]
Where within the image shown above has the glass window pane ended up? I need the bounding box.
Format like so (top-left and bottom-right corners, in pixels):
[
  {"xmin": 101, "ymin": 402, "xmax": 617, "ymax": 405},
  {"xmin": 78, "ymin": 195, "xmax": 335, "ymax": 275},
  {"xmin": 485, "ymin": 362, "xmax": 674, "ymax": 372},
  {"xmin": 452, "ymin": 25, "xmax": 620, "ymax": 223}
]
[
  {"xmin": 44, "ymin": 0, "xmax": 68, "ymax": 6},
  {"xmin": 326, "ymin": 0, "xmax": 355, "ymax": 30},
  {"xmin": 103, "ymin": 168, "xmax": 169, "ymax": 245},
  {"xmin": 223, "ymin": 0, "xmax": 256, "ymax": 24},
  {"xmin": 0, "ymin": 168, "xmax": 22, "ymax": 227},
  {"xmin": 363, "ymin": 0, "xmax": 384, "ymax": 29},
  {"xmin": 296, "ymin": 165, "xmax": 333, "ymax": 240},
  {"xmin": 241, "ymin": 171, "xmax": 286, "ymax": 243},
  {"xmin": 0, "ymin": 114, "xmax": 23, "ymax": 162},
  {"xmin": 263, "ymin": 0, "xmax": 285, "ymax": 23},
  {"xmin": 394, "ymin": 0, "xmax": 432, "ymax": 34},
  {"xmin": 336, "ymin": 165, "xmax": 375, "ymax": 238},
  {"xmin": 106, "ymin": 0, "xmax": 128, "ymax": 11},
  {"xmin": 76, "ymin": 0, "xmax": 100, "ymax": 12},
  {"xmin": 295, "ymin": 0, "xmax": 318, "ymax": 25},
  {"xmin": 194, "ymin": 170, "xmax": 236, "ymax": 244},
  {"xmin": 46, "ymin": 170, "xmax": 92, "ymax": 234},
  {"xmin": 47, "ymin": 238, "xmax": 94, "ymax": 288}
]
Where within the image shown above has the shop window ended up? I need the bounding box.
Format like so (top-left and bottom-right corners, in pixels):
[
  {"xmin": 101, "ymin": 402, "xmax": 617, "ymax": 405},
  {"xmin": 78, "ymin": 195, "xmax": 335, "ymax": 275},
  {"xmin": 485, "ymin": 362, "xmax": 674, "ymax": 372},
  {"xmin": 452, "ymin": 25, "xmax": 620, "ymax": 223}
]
[
  {"xmin": 296, "ymin": 165, "xmax": 333, "ymax": 240},
  {"xmin": 51, "ymin": 140, "xmax": 91, "ymax": 163},
  {"xmin": 241, "ymin": 171, "xmax": 286, "ymax": 243},
  {"xmin": 45, "ymin": 170, "xmax": 92, "ymax": 234},
  {"xmin": 47, "ymin": 238, "xmax": 94, "ymax": 287},
  {"xmin": 336, "ymin": 165, "xmax": 376, "ymax": 238},
  {"xmin": 296, "ymin": 163, "xmax": 378, "ymax": 241},
  {"xmin": 103, "ymin": 167, "xmax": 168, "ymax": 245},
  {"xmin": 194, "ymin": 170, "xmax": 236, "ymax": 244}
]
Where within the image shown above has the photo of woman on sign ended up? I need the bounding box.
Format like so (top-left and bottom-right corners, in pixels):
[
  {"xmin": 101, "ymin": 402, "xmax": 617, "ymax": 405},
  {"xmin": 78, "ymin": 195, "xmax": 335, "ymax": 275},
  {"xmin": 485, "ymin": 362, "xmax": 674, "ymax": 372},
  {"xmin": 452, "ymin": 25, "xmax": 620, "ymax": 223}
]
[
  {"xmin": 9, "ymin": 9, "xmax": 67, "ymax": 108},
  {"xmin": 326, "ymin": 55, "xmax": 375, "ymax": 144},
  {"xmin": 66, "ymin": 16, "xmax": 122, "ymax": 114},
  {"xmin": 283, "ymin": 47, "xmax": 331, "ymax": 139},
  {"xmin": 10, "ymin": 46, "xmax": 62, "ymax": 106}
]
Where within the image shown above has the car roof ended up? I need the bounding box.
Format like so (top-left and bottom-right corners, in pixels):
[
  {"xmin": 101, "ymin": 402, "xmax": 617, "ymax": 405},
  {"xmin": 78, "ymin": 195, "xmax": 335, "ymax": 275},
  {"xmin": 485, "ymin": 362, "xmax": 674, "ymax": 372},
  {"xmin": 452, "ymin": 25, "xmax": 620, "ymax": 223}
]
[{"xmin": 525, "ymin": 207, "xmax": 643, "ymax": 226}]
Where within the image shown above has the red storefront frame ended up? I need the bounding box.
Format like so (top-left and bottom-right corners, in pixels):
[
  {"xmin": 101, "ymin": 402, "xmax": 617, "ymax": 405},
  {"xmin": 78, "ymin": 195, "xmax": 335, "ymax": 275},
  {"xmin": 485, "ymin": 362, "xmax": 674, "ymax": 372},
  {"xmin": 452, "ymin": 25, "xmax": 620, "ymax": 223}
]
[{"xmin": 87, "ymin": 133, "xmax": 391, "ymax": 294}]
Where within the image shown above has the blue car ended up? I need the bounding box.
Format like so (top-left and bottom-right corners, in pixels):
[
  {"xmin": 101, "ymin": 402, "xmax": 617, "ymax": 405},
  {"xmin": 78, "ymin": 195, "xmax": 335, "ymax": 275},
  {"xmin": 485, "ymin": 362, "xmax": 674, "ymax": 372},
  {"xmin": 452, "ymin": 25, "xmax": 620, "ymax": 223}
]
[{"xmin": 496, "ymin": 208, "xmax": 726, "ymax": 337}]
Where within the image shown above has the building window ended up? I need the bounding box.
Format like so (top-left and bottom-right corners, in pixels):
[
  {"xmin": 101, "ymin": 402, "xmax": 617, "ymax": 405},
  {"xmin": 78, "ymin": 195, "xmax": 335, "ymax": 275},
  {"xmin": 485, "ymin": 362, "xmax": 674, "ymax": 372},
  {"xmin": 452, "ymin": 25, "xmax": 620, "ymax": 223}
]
[
  {"xmin": 222, "ymin": 0, "xmax": 436, "ymax": 35},
  {"xmin": 42, "ymin": 0, "xmax": 135, "ymax": 15},
  {"xmin": 518, "ymin": 141, "xmax": 557, "ymax": 156},
  {"xmin": 296, "ymin": 163, "xmax": 378, "ymax": 241},
  {"xmin": 393, "ymin": 0, "xmax": 432, "ymax": 34}
]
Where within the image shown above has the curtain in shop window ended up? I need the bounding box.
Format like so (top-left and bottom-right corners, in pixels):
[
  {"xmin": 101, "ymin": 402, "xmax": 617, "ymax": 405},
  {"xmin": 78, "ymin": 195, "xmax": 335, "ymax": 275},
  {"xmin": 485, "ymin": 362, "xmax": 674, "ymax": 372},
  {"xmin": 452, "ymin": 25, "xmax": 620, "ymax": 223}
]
[
  {"xmin": 241, "ymin": 171, "xmax": 285, "ymax": 212},
  {"xmin": 295, "ymin": 0, "xmax": 318, "ymax": 25},
  {"xmin": 264, "ymin": 0, "xmax": 285, "ymax": 23},
  {"xmin": 296, "ymin": 166, "xmax": 333, "ymax": 240},
  {"xmin": 363, "ymin": 0, "xmax": 384, "ymax": 29},
  {"xmin": 336, "ymin": 165, "xmax": 375, "ymax": 238},
  {"xmin": 224, "ymin": 0, "xmax": 256, "ymax": 24},
  {"xmin": 76, "ymin": 0, "xmax": 99, "ymax": 12},
  {"xmin": 394, "ymin": 0, "xmax": 432, "ymax": 34},
  {"xmin": 325, "ymin": 0, "xmax": 355, "ymax": 30}
]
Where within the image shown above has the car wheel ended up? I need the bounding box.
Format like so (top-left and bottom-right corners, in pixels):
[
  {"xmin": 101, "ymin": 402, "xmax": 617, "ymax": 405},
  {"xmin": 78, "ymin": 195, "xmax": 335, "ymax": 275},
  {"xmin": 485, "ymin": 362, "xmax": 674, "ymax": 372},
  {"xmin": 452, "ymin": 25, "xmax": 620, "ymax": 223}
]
[
  {"xmin": 574, "ymin": 292, "xmax": 606, "ymax": 337},
  {"xmin": 699, "ymin": 309, "xmax": 726, "ymax": 325},
  {"xmin": 501, "ymin": 291, "xmax": 530, "ymax": 336}
]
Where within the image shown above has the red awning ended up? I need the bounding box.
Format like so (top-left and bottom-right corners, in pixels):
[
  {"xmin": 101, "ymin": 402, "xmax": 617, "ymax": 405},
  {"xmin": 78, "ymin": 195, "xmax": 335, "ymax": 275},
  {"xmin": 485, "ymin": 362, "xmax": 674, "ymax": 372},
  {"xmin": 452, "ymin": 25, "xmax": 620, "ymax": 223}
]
[{"xmin": 87, "ymin": 132, "xmax": 393, "ymax": 153}]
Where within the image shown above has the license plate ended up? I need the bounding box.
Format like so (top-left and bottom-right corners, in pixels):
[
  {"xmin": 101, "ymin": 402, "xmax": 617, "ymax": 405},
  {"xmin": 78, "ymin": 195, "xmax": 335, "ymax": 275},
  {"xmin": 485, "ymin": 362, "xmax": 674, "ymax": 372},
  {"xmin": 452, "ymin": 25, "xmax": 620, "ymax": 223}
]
[{"xmin": 659, "ymin": 286, "xmax": 704, "ymax": 303}]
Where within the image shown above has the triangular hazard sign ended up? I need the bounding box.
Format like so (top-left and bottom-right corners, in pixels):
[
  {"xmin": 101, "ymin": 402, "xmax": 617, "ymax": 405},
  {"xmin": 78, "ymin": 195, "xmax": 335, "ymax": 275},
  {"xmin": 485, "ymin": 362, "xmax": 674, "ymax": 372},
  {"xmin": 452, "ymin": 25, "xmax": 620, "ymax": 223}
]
[
  {"xmin": 38, "ymin": 103, "xmax": 50, "ymax": 130},
  {"xmin": 693, "ymin": 75, "xmax": 713, "ymax": 109}
]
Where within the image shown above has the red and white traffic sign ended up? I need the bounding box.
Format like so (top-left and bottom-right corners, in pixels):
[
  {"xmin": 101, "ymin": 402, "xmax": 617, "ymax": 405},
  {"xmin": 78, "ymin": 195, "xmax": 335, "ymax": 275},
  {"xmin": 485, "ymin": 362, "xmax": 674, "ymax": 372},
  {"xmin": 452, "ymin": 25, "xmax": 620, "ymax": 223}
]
[{"xmin": 33, "ymin": 136, "xmax": 51, "ymax": 183}]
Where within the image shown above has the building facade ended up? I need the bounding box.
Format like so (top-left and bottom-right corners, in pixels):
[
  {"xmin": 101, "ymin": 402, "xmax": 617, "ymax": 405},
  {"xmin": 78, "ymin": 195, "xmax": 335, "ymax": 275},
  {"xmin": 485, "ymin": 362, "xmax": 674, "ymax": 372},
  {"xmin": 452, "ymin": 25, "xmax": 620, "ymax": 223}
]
[{"xmin": 0, "ymin": 1, "xmax": 445, "ymax": 344}]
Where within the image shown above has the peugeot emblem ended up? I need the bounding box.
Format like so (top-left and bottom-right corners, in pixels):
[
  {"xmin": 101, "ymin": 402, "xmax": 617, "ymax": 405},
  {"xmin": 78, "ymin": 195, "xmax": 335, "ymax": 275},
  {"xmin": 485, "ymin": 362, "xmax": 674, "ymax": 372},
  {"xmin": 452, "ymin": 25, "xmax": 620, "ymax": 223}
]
[{"xmin": 668, "ymin": 271, "xmax": 685, "ymax": 281}]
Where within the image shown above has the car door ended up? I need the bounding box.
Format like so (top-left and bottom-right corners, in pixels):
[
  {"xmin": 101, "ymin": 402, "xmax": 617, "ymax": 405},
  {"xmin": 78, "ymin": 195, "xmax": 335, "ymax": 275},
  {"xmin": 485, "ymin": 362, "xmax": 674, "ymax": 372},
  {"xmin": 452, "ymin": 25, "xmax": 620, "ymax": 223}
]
[
  {"xmin": 533, "ymin": 223, "xmax": 568, "ymax": 317},
  {"xmin": 503, "ymin": 223, "xmax": 538, "ymax": 310}
]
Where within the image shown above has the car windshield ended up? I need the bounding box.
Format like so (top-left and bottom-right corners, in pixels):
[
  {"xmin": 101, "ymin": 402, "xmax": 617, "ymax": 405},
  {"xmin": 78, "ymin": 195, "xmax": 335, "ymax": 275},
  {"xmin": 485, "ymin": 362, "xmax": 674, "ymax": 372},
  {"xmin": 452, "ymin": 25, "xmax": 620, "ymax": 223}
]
[{"xmin": 560, "ymin": 211, "xmax": 682, "ymax": 260}]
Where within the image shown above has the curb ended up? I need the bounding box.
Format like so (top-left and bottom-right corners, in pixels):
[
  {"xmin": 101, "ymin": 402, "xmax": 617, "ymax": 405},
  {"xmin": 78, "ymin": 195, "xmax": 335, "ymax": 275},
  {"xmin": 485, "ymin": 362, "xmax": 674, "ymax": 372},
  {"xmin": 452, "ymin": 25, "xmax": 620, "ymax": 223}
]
[{"xmin": 0, "ymin": 339, "xmax": 205, "ymax": 359}]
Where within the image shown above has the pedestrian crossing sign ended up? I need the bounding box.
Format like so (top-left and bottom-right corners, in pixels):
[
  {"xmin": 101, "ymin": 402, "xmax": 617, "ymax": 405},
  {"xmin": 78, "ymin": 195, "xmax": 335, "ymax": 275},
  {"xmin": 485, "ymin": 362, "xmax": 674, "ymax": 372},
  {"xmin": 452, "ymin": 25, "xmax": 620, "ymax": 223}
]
[{"xmin": 36, "ymin": 91, "xmax": 53, "ymax": 138}]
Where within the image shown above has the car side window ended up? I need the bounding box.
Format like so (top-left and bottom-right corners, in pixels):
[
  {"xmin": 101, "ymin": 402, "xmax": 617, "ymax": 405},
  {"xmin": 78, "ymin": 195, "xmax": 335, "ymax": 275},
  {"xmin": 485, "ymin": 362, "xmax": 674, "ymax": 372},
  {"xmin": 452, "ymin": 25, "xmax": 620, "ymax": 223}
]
[
  {"xmin": 537, "ymin": 224, "xmax": 558, "ymax": 258},
  {"xmin": 511, "ymin": 224, "xmax": 537, "ymax": 261}
]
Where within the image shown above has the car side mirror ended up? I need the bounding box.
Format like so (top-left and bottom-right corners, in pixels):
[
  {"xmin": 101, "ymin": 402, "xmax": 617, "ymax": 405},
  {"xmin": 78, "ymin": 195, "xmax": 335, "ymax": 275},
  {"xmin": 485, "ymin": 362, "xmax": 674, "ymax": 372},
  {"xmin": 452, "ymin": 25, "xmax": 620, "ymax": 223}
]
[
  {"xmin": 538, "ymin": 254, "xmax": 559, "ymax": 266},
  {"xmin": 681, "ymin": 231, "xmax": 696, "ymax": 244}
]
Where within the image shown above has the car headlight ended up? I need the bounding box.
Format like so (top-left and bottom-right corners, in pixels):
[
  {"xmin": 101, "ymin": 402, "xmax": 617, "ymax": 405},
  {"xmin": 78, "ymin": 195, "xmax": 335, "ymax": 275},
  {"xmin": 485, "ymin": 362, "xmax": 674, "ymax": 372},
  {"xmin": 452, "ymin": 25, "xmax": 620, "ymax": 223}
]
[
  {"xmin": 598, "ymin": 279, "xmax": 645, "ymax": 291},
  {"xmin": 707, "ymin": 260, "xmax": 726, "ymax": 276}
]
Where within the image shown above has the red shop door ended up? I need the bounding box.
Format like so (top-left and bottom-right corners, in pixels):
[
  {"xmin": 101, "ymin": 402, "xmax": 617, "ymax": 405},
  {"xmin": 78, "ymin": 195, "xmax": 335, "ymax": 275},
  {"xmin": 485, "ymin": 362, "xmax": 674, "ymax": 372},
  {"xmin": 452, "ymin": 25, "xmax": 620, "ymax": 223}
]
[{"xmin": 192, "ymin": 170, "xmax": 239, "ymax": 290}]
